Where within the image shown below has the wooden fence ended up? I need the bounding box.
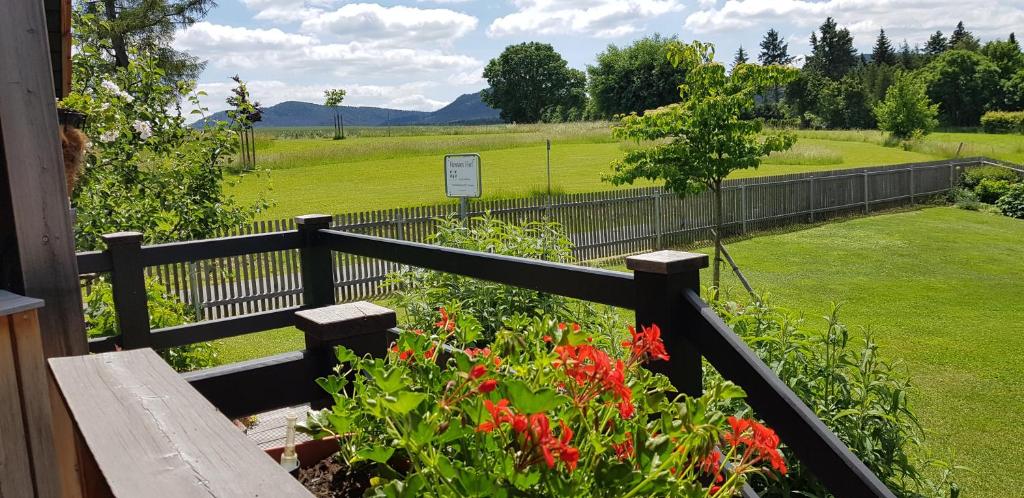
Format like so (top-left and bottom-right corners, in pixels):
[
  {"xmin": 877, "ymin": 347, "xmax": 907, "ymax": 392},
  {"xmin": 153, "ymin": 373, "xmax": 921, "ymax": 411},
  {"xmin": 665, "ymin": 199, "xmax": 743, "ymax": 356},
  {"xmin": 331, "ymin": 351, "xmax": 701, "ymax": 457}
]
[{"xmin": 127, "ymin": 157, "xmax": 990, "ymax": 321}]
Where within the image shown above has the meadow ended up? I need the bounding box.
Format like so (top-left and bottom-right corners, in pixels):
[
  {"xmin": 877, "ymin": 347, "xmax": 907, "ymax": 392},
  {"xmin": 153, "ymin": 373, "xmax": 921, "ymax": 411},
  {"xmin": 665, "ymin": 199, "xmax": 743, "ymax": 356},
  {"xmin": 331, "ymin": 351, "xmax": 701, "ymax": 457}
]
[
  {"xmin": 213, "ymin": 206, "xmax": 1024, "ymax": 495},
  {"xmin": 229, "ymin": 123, "xmax": 1024, "ymax": 220}
]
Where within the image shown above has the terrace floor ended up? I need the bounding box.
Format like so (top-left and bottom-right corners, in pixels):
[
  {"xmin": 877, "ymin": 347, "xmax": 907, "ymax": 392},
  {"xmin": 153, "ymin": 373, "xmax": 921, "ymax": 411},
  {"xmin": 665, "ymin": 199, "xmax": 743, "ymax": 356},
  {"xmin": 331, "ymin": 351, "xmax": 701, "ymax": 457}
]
[{"xmin": 245, "ymin": 404, "xmax": 312, "ymax": 449}]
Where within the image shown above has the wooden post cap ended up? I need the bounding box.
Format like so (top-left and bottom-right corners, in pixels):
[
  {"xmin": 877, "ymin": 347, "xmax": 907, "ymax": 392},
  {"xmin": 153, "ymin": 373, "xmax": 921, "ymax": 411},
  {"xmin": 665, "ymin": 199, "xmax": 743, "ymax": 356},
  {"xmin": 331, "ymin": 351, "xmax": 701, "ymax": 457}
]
[
  {"xmin": 295, "ymin": 301, "xmax": 397, "ymax": 341},
  {"xmin": 626, "ymin": 250, "xmax": 708, "ymax": 274},
  {"xmin": 294, "ymin": 214, "xmax": 332, "ymax": 226},
  {"xmin": 100, "ymin": 231, "xmax": 143, "ymax": 245},
  {"xmin": 0, "ymin": 290, "xmax": 44, "ymax": 315}
]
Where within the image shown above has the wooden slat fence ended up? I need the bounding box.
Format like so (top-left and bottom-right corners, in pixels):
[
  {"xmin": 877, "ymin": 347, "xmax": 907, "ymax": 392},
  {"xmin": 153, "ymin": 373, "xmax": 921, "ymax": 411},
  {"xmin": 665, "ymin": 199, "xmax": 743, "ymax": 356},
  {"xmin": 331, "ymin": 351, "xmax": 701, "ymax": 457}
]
[{"xmin": 126, "ymin": 157, "xmax": 993, "ymax": 321}]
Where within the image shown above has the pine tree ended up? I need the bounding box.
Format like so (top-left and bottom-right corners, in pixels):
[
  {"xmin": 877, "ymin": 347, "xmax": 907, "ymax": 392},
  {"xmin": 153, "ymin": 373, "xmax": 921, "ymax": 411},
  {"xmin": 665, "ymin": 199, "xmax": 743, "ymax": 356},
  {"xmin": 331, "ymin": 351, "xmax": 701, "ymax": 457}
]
[
  {"xmin": 733, "ymin": 46, "xmax": 749, "ymax": 70},
  {"xmin": 872, "ymin": 29, "xmax": 897, "ymax": 65},
  {"xmin": 1011, "ymin": 33, "xmax": 1018, "ymax": 46},
  {"xmin": 949, "ymin": 21, "xmax": 980, "ymax": 51},
  {"xmin": 898, "ymin": 41, "xmax": 918, "ymax": 69},
  {"xmin": 805, "ymin": 17, "xmax": 858, "ymax": 80},
  {"xmin": 758, "ymin": 28, "xmax": 795, "ymax": 65},
  {"xmin": 925, "ymin": 31, "xmax": 947, "ymax": 57}
]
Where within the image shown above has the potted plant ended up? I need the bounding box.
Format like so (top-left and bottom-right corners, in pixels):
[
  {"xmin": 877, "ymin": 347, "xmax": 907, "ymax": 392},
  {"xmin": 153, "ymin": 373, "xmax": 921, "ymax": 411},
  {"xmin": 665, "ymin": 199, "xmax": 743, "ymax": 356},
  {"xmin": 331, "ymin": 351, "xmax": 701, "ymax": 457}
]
[{"xmin": 289, "ymin": 309, "xmax": 787, "ymax": 497}]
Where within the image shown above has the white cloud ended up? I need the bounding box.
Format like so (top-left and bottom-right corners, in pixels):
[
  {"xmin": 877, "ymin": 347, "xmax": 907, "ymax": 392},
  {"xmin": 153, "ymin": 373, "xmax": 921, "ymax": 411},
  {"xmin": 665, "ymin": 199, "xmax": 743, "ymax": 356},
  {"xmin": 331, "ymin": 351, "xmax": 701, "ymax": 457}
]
[
  {"xmin": 488, "ymin": 0, "xmax": 684, "ymax": 38},
  {"xmin": 684, "ymin": 0, "xmax": 1024, "ymax": 45},
  {"xmin": 300, "ymin": 3, "xmax": 478, "ymax": 43},
  {"xmin": 175, "ymin": 22, "xmax": 481, "ymax": 76}
]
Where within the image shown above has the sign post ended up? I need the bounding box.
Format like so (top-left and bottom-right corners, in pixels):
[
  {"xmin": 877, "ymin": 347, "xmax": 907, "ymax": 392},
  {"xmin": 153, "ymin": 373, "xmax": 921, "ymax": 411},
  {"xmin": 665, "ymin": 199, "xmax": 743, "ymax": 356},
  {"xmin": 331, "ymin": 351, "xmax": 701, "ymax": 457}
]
[{"xmin": 444, "ymin": 154, "xmax": 481, "ymax": 222}]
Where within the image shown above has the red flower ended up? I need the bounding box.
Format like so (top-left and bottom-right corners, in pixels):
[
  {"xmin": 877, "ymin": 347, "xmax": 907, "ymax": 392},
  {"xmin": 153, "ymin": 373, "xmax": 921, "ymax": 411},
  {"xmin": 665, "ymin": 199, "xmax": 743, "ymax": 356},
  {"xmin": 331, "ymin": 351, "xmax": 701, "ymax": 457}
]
[
  {"xmin": 424, "ymin": 347, "xmax": 435, "ymax": 360},
  {"xmin": 623, "ymin": 324, "xmax": 670, "ymax": 365},
  {"xmin": 553, "ymin": 344, "xmax": 634, "ymax": 419},
  {"xmin": 435, "ymin": 307, "xmax": 456, "ymax": 331},
  {"xmin": 478, "ymin": 379, "xmax": 498, "ymax": 393},
  {"xmin": 469, "ymin": 364, "xmax": 487, "ymax": 379},
  {"xmin": 397, "ymin": 348, "xmax": 415, "ymax": 361},
  {"xmin": 542, "ymin": 335, "xmax": 553, "ymax": 343},
  {"xmin": 722, "ymin": 416, "xmax": 788, "ymax": 475},
  {"xmin": 492, "ymin": 356, "xmax": 502, "ymax": 367},
  {"xmin": 612, "ymin": 434, "xmax": 634, "ymax": 461},
  {"xmin": 465, "ymin": 347, "xmax": 491, "ymax": 359},
  {"xmin": 476, "ymin": 399, "xmax": 512, "ymax": 432}
]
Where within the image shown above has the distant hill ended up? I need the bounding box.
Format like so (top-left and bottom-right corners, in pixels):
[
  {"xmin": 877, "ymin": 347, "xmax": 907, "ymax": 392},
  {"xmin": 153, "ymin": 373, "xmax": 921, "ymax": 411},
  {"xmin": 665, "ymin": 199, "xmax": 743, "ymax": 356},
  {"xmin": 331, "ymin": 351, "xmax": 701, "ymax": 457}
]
[{"xmin": 200, "ymin": 91, "xmax": 501, "ymax": 127}]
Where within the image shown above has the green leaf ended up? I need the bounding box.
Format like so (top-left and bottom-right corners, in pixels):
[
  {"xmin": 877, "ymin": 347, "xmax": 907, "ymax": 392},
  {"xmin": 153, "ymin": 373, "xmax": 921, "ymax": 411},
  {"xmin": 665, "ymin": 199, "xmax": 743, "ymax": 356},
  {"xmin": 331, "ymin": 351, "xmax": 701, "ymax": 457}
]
[
  {"xmin": 356, "ymin": 446, "xmax": 395, "ymax": 464},
  {"xmin": 381, "ymin": 391, "xmax": 428, "ymax": 415},
  {"xmin": 334, "ymin": 346, "xmax": 358, "ymax": 365},
  {"xmin": 503, "ymin": 379, "xmax": 567, "ymax": 413},
  {"xmin": 436, "ymin": 454, "xmax": 457, "ymax": 480},
  {"xmin": 373, "ymin": 366, "xmax": 410, "ymax": 393}
]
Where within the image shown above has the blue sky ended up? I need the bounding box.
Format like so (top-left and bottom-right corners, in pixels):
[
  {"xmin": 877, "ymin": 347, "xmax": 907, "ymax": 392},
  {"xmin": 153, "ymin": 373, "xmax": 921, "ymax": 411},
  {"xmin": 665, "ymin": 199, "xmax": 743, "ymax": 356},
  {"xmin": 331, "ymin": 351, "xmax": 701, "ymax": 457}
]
[{"xmin": 174, "ymin": 0, "xmax": 1024, "ymax": 113}]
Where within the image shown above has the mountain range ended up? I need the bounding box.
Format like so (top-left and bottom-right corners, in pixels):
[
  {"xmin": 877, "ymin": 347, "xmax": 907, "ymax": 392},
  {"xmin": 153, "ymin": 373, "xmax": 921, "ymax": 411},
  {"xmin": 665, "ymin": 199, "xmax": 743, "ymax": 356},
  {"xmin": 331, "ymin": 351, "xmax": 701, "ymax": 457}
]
[{"xmin": 202, "ymin": 91, "xmax": 502, "ymax": 127}]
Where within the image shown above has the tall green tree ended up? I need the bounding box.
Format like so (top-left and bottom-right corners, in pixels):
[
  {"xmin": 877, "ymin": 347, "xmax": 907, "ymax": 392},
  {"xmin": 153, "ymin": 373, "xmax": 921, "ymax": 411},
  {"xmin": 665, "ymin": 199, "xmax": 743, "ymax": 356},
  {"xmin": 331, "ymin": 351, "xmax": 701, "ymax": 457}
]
[
  {"xmin": 924, "ymin": 31, "xmax": 948, "ymax": 57},
  {"xmin": 874, "ymin": 71, "xmax": 939, "ymax": 139},
  {"xmin": 806, "ymin": 17, "xmax": 859, "ymax": 80},
  {"xmin": 1003, "ymin": 69, "xmax": 1024, "ymax": 110},
  {"xmin": 897, "ymin": 41, "xmax": 920, "ymax": 69},
  {"xmin": 482, "ymin": 42, "xmax": 586, "ymax": 123},
  {"xmin": 87, "ymin": 0, "xmax": 213, "ymax": 83},
  {"xmin": 872, "ymin": 29, "xmax": 897, "ymax": 66},
  {"xmin": 324, "ymin": 88, "xmax": 347, "ymax": 139},
  {"xmin": 607, "ymin": 41, "xmax": 797, "ymax": 291},
  {"xmin": 732, "ymin": 46, "xmax": 749, "ymax": 73},
  {"xmin": 758, "ymin": 28, "xmax": 794, "ymax": 66},
  {"xmin": 586, "ymin": 34, "xmax": 686, "ymax": 119},
  {"xmin": 922, "ymin": 50, "xmax": 1001, "ymax": 125},
  {"xmin": 949, "ymin": 21, "xmax": 980, "ymax": 51}
]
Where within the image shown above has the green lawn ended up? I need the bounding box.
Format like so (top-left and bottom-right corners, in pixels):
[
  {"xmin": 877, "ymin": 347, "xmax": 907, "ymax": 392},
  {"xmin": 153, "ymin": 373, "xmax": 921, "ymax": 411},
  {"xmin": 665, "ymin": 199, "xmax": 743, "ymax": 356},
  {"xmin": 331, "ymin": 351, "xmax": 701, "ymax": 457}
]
[
  {"xmin": 644, "ymin": 207, "xmax": 1022, "ymax": 497},
  {"xmin": 230, "ymin": 124, "xmax": 1004, "ymax": 219}
]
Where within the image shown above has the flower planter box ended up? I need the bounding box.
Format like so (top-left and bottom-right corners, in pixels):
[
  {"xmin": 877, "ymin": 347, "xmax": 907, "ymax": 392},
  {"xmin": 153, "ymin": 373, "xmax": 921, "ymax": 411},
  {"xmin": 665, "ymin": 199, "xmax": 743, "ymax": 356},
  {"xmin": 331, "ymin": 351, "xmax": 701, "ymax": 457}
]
[{"xmin": 264, "ymin": 436, "xmax": 339, "ymax": 470}]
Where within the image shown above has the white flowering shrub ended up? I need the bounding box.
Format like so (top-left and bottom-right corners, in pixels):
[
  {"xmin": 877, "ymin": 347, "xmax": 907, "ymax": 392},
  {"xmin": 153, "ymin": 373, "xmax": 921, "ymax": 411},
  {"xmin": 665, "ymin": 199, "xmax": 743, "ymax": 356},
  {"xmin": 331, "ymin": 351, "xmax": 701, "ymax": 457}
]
[{"xmin": 59, "ymin": 11, "xmax": 268, "ymax": 250}]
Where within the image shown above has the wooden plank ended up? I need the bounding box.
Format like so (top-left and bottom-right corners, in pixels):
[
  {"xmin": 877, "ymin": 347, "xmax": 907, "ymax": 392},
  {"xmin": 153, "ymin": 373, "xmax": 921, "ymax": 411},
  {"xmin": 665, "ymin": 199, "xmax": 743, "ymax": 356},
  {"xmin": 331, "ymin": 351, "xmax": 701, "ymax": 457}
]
[
  {"xmin": 0, "ymin": 315, "xmax": 35, "ymax": 498},
  {"xmin": 0, "ymin": 0, "xmax": 86, "ymax": 358},
  {"xmin": 49, "ymin": 349, "xmax": 314, "ymax": 497}
]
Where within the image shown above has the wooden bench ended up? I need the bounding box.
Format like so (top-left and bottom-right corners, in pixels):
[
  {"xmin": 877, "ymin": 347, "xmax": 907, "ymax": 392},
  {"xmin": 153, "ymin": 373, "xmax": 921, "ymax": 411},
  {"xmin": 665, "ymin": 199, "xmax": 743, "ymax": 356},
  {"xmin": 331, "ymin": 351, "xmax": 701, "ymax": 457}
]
[{"xmin": 49, "ymin": 348, "xmax": 314, "ymax": 497}]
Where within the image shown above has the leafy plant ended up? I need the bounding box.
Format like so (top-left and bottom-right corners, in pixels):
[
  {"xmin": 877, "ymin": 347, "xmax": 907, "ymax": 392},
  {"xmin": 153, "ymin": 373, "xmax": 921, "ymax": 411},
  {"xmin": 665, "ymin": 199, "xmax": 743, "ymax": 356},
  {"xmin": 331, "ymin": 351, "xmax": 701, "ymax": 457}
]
[
  {"xmin": 960, "ymin": 166, "xmax": 1019, "ymax": 189},
  {"xmin": 995, "ymin": 183, "xmax": 1024, "ymax": 218},
  {"xmin": 301, "ymin": 310, "xmax": 788, "ymax": 497},
  {"xmin": 974, "ymin": 178, "xmax": 1014, "ymax": 204},
  {"xmin": 980, "ymin": 111, "xmax": 1024, "ymax": 134},
  {"xmin": 874, "ymin": 71, "xmax": 939, "ymax": 140},
  {"xmin": 711, "ymin": 296, "xmax": 961, "ymax": 498},
  {"xmin": 83, "ymin": 277, "xmax": 218, "ymax": 372},
  {"xmin": 385, "ymin": 215, "xmax": 624, "ymax": 344}
]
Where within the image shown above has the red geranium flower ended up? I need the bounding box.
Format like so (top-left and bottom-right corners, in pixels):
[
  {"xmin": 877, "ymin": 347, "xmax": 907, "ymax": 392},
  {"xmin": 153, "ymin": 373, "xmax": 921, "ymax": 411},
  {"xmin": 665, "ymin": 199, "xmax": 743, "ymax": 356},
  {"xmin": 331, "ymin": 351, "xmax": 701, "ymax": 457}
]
[{"xmin": 478, "ymin": 379, "xmax": 498, "ymax": 393}]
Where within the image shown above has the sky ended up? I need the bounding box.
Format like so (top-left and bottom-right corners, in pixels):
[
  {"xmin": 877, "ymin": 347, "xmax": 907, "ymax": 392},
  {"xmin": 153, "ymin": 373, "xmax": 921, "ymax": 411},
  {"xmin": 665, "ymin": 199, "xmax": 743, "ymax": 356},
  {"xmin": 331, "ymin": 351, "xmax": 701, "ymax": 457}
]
[{"xmin": 174, "ymin": 0, "xmax": 1024, "ymax": 114}]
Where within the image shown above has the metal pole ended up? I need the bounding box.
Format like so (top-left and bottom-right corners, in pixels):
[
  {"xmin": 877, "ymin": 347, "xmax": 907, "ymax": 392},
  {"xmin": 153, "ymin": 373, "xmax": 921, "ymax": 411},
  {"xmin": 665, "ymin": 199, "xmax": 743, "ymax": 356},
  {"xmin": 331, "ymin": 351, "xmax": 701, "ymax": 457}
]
[{"xmin": 459, "ymin": 197, "xmax": 469, "ymax": 223}]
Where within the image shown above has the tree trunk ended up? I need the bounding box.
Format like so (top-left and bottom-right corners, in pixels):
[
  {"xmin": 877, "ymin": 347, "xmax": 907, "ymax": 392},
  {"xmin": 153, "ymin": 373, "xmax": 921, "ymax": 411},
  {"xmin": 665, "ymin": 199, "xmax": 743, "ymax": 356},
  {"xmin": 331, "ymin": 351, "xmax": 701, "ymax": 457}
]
[
  {"xmin": 103, "ymin": 0, "xmax": 130, "ymax": 68},
  {"xmin": 712, "ymin": 180, "xmax": 723, "ymax": 298},
  {"xmin": 340, "ymin": 112, "xmax": 345, "ymax": 139}
]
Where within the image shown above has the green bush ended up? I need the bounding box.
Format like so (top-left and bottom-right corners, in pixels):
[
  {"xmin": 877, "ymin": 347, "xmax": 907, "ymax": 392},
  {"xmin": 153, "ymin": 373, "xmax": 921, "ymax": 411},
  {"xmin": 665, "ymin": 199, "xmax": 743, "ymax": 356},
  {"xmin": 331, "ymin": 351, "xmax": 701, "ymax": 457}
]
[
  {"xmin": 961, "ymin": 165, "xmax": 1019, "ymax": 189},
  {"xmin": 386, "ymin": 215, "xmax": 624, "ymax": 344},
  {"xmin": 712, "ymin": 296, "xmax": 960, "ymax": 498},
  {"xmin": 950, "ymin": 187, "xmax": 984, "ymax": 211},
  {"xmin": 996, "ymin": 183, "xmax": 1024, "ymax": 218},
  {"xmin": 974, "ymin": 178, "xmax": 1015, "ymax": 204},
  {"xmin": 980, "ymin": 111, "xmax": 1024, "ymax": 134},
  {"xmin": 84, "ymin": 277, "xmax": 219, "ymax": 372}
]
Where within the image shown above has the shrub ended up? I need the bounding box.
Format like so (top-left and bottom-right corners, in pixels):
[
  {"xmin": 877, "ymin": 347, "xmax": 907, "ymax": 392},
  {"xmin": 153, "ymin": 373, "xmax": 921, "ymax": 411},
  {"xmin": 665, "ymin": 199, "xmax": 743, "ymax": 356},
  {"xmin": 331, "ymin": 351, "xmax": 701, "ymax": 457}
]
[
  {"xmin": 712, "ymin": 296, "xmax": 960, "ymax": 497},
  {"xmin": 996, "ymin": 183, "xmax": 1024, "ymax": 218},
  {"xmin": 874, "ymin": 71, "xmax": 939, "ymax": 140},
  {"xmin": 974, "ymin": 178, "xmax": 1015, "ymax": 204},
  {"xmin": 386, "ymin": 215, "xmax": 624, "ymax": 344},
  {"xmin": 84, "ymin": 277, "xmax": 218, "ymax": 372},
  {"xmin": 960, "ymin": 166, "xmax": 1019, "ymax": 189},
  {"xmin": 950, "ymin": 187, "xmax": 984, "ymax": 211},
  {"xmin": 301, "ymin": 311, "xmax": 787, "ymax": 497},
  {"xmin": 980, "ymin": 111, "xmax": 1024, "ymax": 134}
]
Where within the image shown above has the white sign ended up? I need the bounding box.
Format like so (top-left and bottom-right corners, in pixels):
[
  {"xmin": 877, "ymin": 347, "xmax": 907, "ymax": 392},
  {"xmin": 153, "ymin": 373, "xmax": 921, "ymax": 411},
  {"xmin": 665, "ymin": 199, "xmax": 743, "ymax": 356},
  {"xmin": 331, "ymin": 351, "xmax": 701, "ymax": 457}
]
[{"xmin": 444, "ymin": 154, "xmax": 481, "ymax": 198}]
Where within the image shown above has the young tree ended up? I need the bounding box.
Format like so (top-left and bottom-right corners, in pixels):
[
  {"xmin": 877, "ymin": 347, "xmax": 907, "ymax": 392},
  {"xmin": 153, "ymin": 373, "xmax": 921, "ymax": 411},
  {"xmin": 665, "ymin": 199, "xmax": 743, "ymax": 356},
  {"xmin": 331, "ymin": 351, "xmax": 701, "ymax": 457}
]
[
  {"xmin": 806, "ymin": 17, "xmax": 858, "ymax": 80},
  {"xmin": 924, "ymin": 31, "xmax": 948, "ymax": 57},
  {"xmin": 758, "ymin": 28, "xmax": 795, "ymax": 66},
  {"xmin": 226, "ymin": 75, "xmax": 263, "ymax": 170},
  {"xmin": 482, "ymin": 42, "xmax": 586, "ymax": 123},
  {"xmin": 949, "ymin": 21, "xmax": 980, "ymax": 51},
  {"xmin": 923, "ymin": 50, "xmax": 1001, "ymax": 125},
  {"xmin": 872, "ymin": 29, "xmax": 897, "ymax": 66},
  {"xmin": 732, "ymin": 46, "xmax": 749, "ymax": 70},
  {"xmin": 874, "ymin": 71, "xmax": 939, "ymax": 139},
  {"xmin": 607, "ymin": 41, "xmax": 797, "ymax": 292},
  {"xmin": 586, "ymin": 34, "xmax": 686, "ymax": 119},
  {"xmin": 324, "ymin": 88, "xmax": 347, "ymax": 140}
]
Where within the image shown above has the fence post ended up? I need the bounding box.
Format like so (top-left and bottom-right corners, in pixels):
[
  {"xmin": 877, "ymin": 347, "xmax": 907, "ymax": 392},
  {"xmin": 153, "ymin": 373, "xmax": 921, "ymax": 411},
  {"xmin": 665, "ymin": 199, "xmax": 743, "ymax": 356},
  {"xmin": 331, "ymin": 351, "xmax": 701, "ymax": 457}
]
[
  {"xmin": 295, "ymin": 215, "xmax": 335, "ymax": 311},
  {"xmin": 394, "ymin": 212, "xmax": 406, "ymax": 241},
  {"xmin": 808, "ymin": 177, "xmax": 815, "ymax": 223},
  {"xmin": 740, "ymin": 185, "xmax": 747, "ymax": 234},
  {"xmin": 863, "ymin": 172, "xmax": 870, "ymax": 214},
  {"xmin": 653, "ymin": 194, "xmax": 663, "ymax": 250},
  {"xmin": 626, "ymin": 250, "xmax": 708, "ymax": 397},
  {"xmin": 102, "ymin": 232, "xmax": 151, "ymax": 350},
  {"xmin": 909, "ymin": 168, "xmax": 915, "ymax": 204},
  {"xmin": 188, "ymin": 261, "xmax": 203, "ymax": 320}
]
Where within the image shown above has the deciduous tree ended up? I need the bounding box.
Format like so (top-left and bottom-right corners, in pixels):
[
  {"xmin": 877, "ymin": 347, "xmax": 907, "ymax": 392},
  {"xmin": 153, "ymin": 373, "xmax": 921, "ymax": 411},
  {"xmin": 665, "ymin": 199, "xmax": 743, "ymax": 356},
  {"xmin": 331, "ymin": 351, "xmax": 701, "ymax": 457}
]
[
  {"xmin": 923, "ymin": 50, "xmax": 1001, "ymax": 125},
  {"xmin": 607, "ymin": 41, "xmax": 797, "ymax": 292},
  {"xmin": 874, "ymin": 71, "xmax": 939, "ymax": 139},
  {"xmin": 482, "ymin": 43, "xmax": 586, "ymax": 123},
  {"xmin": 586, "ymin": 35, "xmax": 686, "ymax": 119},
  {"xmin": 324, "ymin": 88, "xmax": 347, "ymax": 139}
]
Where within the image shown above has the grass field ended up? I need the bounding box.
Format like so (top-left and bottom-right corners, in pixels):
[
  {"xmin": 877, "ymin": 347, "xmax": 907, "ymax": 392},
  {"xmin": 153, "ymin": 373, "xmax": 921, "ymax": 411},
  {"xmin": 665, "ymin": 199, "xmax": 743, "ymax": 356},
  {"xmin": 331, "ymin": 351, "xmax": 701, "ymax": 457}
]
[
  {"xmin": 212, "ymin": 206, "xmax": 1024, "ymax": 495},
  {"xmin": 228, "ymin": 123, "xmax": 1024, "ymax": 220},
  {"xmin": 648, "ymin": 207, "xmax": 1022, "ymax": 497}
]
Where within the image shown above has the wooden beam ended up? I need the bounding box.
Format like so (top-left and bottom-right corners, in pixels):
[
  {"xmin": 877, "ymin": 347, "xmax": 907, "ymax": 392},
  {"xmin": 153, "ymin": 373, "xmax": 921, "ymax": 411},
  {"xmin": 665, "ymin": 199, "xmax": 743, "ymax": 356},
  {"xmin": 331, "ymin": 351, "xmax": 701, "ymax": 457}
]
[
  {"xmin": 0, "ymin": 0, "xmax": 86, "ymax": 357},
  {"xmin": 50, "ymin": 349, "xmax": 314, "ymax": 497}
]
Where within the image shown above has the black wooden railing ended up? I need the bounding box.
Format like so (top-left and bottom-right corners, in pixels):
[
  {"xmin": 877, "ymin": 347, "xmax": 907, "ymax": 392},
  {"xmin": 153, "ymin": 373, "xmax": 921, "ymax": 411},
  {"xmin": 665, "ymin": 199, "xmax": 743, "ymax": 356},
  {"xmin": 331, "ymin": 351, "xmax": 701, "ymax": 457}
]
[{"xmin": 76, "ymin": 214, "xmax": 894, "ymax": 497}]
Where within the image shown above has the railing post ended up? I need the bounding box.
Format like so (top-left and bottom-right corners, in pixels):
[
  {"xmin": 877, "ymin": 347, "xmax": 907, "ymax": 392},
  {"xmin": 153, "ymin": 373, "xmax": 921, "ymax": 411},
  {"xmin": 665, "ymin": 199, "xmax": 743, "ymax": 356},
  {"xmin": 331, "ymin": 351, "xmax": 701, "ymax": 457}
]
[
  {"xmin": 626, "ymin": 250, "xmax": 708, "ymax": 397},
  {"xmin": 295, "ymin": 215, "xmax": 336, "ymax": 364},
  {"xmin": 102, "ymin": 232, "xmax": 151, "ymax": 349}
]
